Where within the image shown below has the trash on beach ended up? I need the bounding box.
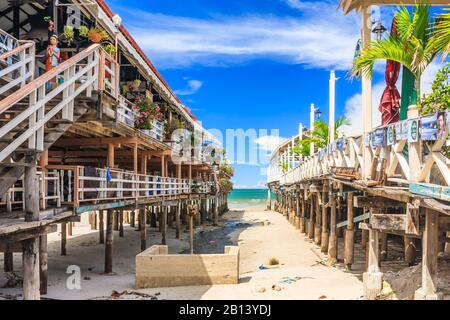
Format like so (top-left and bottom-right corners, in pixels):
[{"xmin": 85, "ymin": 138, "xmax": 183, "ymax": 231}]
[
  {"xmin": 258, "ymin": 264, "xmax": 269, "ymax": 270},
  {"xmin": 272, "ymin": 284, "xmax": 282, "ymax": 291},
  {"xmin": 279, "ymin": 277, "xmax": 298, "ymax": 284},
  {"xmin": 256, "ymin": 287, "xmax": 266, "ymax": 293},
  {"xmin": 319, "ymin": 295, "xmax": 327, "ymax": 299},
  {"xmin": 268, "ymin": 257, "xmax": 279, "ymax": 266}
]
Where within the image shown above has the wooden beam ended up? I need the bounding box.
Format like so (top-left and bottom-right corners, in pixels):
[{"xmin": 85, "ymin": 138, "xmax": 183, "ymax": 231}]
[
  {"xmin": 53, "ymin": 137, "xmax": 138, "ymax": 147},
  {"xmin": 107, "ymin": 143, "xmax": 115, "ymax": 168},
  {"xmin": 370, "ymin": 213, "xmax": 406, "ymax": 231},
  {"xmin": 354, "ymin": 196, "xmax": 403, "ymax": 208}
]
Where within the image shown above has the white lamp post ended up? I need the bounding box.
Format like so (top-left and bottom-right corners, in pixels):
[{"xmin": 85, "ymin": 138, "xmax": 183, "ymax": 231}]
[{"xmin": 329, "ymin": 70, "xmax": 338, "ymax": 144}]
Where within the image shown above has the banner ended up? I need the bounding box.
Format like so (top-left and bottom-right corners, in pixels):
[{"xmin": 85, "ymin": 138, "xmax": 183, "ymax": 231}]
[
  {"xmin": 420, "ymin": 113, "xmax": 438, "ymax": 141},
  {"xmin": 373, "ymin": 128, "xmax": 386, "ymax": 147},
  {"xmin": 408, "ymin": 119, "xmax": 419, "ymax": 143},
  {"xmin": 437, "ymin": 112, "xmax": 447, "ymax": 140},
  {"xmin": 386, "ymin": 125, "xmax": 395, "ymax": 146}
]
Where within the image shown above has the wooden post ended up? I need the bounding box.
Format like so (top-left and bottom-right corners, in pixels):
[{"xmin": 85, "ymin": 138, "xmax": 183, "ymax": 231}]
[
  {"xmin": 176, "ymin": 201, "xmax": 181, "ymax": 239},
  {"xmin": 61, "ymin": 222, "xmax": 67, "ymax": 256},
  {"xmin": 24, "ymin": 157, "xmax": 39, "ymax": 222},
  {"xmin": 68, "ymin": 222, "xmax": 73, "ymax": 236},
  {"xmin": 380, "ymin": 232, "xmax": 388, "ymax": 261},
  {"xmin": 414, "ymin": 209, "xmax": 442, "ymax": 300},
  {"xmin": 404, "ymin": 236, "xmax": 416, "ymax": 266},
  {"xmin": 344, "ymin": 192, "xmax": 355, "ymax": 270},
  {"xmin": 328, "ymin": 194, "xmax": 337, "ymax": 264},
  {"xmin": 39, "ymin": 235, "xmax": 48, "ymax": 295},
  {"xmin": 140, "ymin": 208, "xmax": 146, "ymax": 251},
  {"xmin": 300, "ymin": 194, "xmax": 306, "ymax": 233},
  {"xmin": 314, "ymin": 193, "xmax": 321, "ymax": 245},
  {"xmin": 150, "ymin": 206, "xmax": 157, "ymax": 227},
  {"xmin": 161, "ymin": 205, "xmax": 167, "ymax": 245},
  {"xmin": 363, "ymin": 228, "xmax": 383, "ymax": 300},
  {"xmin": 189, "ymin": 214, "xmax": 194, "ymax": 254},
  {"xmin": 113, "ymin": 210, "xmax": 119, "ymax": 231},
  {"xmin": 22, "ymin": 237, "xmax": 40, "ymax": 300},
  {"xmin": 99, "ymin": 211, "xmax": 105, "ymax": 244},
  {"xmin": 4, "ymin": 251, "xmax": 13, "ymax": 272},
  {"xmin": 107, "ymin": 143, "xmax": 115, "ymax": 168},
  {"xmin": 320, "ymin": 191, "xmax": 328, "ymax": 253},
  {"xmin": 214, "ymin": 196, "xmax": 219, "ymax": 225},
  {"xmin": 119, "ymin": 210, "xmax": 124, "ymax": 238},
  {"xmin": 105, "ymin": 209, "xmax": 113, "ymax": 274},
  {"xmin": 308, "ymin": 197, "xmax": 314, "ymax": 239},
  {"xmin": 130, "ymin": 210, "xmax": 135, "ymax": 228}
]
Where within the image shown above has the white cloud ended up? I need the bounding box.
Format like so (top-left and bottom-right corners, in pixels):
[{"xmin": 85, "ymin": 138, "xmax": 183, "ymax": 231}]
[
  {"xmin": 118, "ymin": 3, "xmax": 360, "ymax": 69},
  {"xmin": 421, "ymin": 60, "xmax": 443, "ymax": 96},
  {"xmin": 254, "ymin": 135, "xmax": 288, "ymax": 152},
  {"xmin": 338, "ymin": 82, "xmax": 384, "ymax": 137},
  {"xmin": 174, "ymin": 79, "xmax": 203, "ymax": 95}
]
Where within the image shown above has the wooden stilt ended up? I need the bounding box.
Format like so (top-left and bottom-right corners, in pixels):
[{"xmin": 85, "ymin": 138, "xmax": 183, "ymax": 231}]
[
  {"xmin": 119, "ymin": 210, "xmax": 124, "ymax": 238},
  {"xmin": 22, "ymin": 237, "xmax": 40, "ymax": 300},
  {"xmin": 320, "ymin": 191, "xmax": 329, "ymax": 253},
  {"xmin": 314, "ymin": 194, "xmax": 321, "ymax": 245},
  {"xmin": 150, "ymin": 206, "xmax": 157, "ymax": 227},
  {"xmin": 39, "ymin": 235, "xmax": 48, "ymax": 295},
  {"xmin": 146, "ymin": 206, "xmax": 151, "ymax": 225},
  {"xmin": 308, "ymin": 198, "xmax": 314, "ymax": 239},
  {"xmin": 68, "ymin": 222, "xmax": 73, "ymax": 236},
  {"xmin": 161, "ymin": 206, "xmax": 167, "ymax": 245},
  {"xmin": 4, "ymin": 248, "xmax": 13, "ymax": 272},
  {"xmin": 113, "ymin": 210, "xmax": 119, "ymax": 231},
  {"xmin": 105, "ymin": 209, "xmax": 113, "ymax": 274},
  {"xmin": 140, "ymin": 208, "xmax": 146, "ymax": 251},
  {"xmin": 380, "ymin": 232, "xmax": 388, "ymax": 261},
  {"xmin": 344, "ymin": 192, "xmax": 355, "ymax": 270},
  {"xmin": 363, "ymin": 228, "xmax": 383, "ymax": 300},
  {"xmin": 130, "ymin": 210, "xmax": 135, "ymax": 228},
  {"xmin": 414, "ymin": 209, "xmax": 442, "ymax": 300},
  {"xmin": 176, "ymin": 201, "xmax": 181, "ymax": 239},
  {"xmin": 61, "ymin": 222, "xmax": 67, "ymax": 256},
  {"xmin": 99, "ymin": 210, "xmax": 105, "ymax": 244},
  {"xmin": 328, "ymin": 194, "xmax": 337, "ymax": 264},
  {"xmin": 404, "ymin": 236, "xmax": 416, "ymax": 266}
]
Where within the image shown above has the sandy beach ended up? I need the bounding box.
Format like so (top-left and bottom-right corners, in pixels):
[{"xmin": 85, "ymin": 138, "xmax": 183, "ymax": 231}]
[{"xmin": 0, "ymin": 207, "xmax": 365, "ymax": 300}]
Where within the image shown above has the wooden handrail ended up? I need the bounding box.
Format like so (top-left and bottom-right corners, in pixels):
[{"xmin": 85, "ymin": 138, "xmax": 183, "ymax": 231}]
[
  {"xmin": 0, "ymin": 43, "xmax": 100, "ymax": 114},
  {"xmin": 0, "ymin": 41, "xmax": 34, "ymax": 61}
]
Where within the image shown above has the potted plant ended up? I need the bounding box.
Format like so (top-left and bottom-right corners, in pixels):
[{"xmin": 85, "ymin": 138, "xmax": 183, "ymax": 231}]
[
  {"xmin": 133, "ymin": 96, "xmax": 163, "ymax": 130},
  {"xmin": 62, "ymin": 25, "xmax": 75, "ymax": 46},
  {"xmin": 102, "ymin": 42, "xmax": 116, "ymax": 56}
]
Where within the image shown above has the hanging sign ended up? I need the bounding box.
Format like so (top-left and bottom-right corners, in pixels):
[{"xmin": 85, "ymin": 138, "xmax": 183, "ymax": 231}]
[
  {"xmin": 420, "ymin": 113, "xmax": 438, "ymax": 141},
  {"xmin": 401, "ymin": 121, "xmax": 409, "ymax": 140},
  {"xmin": 386, "ymin": 125, "xmax": 395, "ymax": 146},
  {"xmin": 364, "ymin": 132, "xmax": 370, "ymax": 147},
  {"xmin": 373, "ymin": 128, "xmax": 386, "ymax": 147},
  {"xmin": 408, "ymin": 119, "xmax": 419, "ymax": 143},
  {"xmin": 336, "ymin": 138, "xmax": 345, "ymax": 151}
]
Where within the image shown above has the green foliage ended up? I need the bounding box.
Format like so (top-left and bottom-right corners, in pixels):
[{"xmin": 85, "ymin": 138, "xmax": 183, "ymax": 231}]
[
  {"xmin": 79, "ymin": 25, "xmax": 89, "ymax": 37},
  {"xmin": 278, "ymin": 161, "xmax": 289, "ymax": 173},
  {"xmin": 292, "ymin": 139, "xmax": 310, "ymax": 157},
  {"xmin": 352, "ymin": 4, "xmax": 448, "ymax": 102},
  {"xmin": 102, "ymin": 42, "xmax": 116, "ymax": 55},
  {"xmin": 62, "ymin": 25, "xmax": 74, "ymax": 46},
  {"xmin": 421, "ymin": 64, "xmax": 450, "ymax": 115},
  {"xmin": 220, "ymin": 163, "xmax": 235, "ymax": 177},
  {"xmin": 164, "ymin": 117, "xmax": 186, "ymax": 136}
]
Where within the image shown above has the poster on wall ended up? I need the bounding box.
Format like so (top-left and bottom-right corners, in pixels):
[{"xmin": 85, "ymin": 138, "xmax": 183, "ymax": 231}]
[
  {"xmin": 370, "ymin": 131, "xmax": 376, "ymax": 148},
  {"xmin": 373, "ymin": 128, "xmax": 386, "ymax": 147},
  {"xmin": 395, "ymin": 122, "xmax": 402, "ymax": 141},
  {"xmin": 437, "ymin": 112, "xmax": 447, "ymax": 140},
  {"xmin": 420, "ymin": 113, "xmax": 438, "ymax": 141},
  {"xmin": 336, "ymin": 138, "xmax": 345, "ymax": 150},
  {"xmin": 364, "ymin": 132, "xmax": 370, "ymax": 147},
  {"xmin": 408, "ymin": 119, "xmax": 419, "ymax": 143},
  {"xmin": 402, "ymin": 120, "xmax": 409, "ymax": 140},
  {"xmin": 386, "ymin": 125, "xmax": 395, "ymax": 146}
]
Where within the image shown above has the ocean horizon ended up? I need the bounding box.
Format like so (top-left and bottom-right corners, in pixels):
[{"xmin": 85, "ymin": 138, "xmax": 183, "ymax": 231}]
[{"xmin": 227, "ymin": 188, "xmax": 274, "ymax": 209}]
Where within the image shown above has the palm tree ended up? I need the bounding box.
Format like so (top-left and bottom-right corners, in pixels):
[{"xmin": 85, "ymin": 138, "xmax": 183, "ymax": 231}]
[
  {"xmin": 433, "ymin": 8, "xmax": 450, "ymax": 60},
  {"xmin": 352, "ymin": 4, "xmax": 448, "ymax": 104},
  {"xmin": 293, "ymin": 116, "xmax": 350, "ymax": 156}
]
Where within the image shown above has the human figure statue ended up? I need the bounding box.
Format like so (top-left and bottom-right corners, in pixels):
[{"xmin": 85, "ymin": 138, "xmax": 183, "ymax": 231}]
[{"xmin": 46, "ymin": 34, "xmax": 60, "ymax": 89}]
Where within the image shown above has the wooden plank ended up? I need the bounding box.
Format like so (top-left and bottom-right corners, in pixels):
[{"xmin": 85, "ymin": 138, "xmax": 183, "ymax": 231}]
[
  {"xmin": 406, "ymin": 203, "xmax": 420, "ymax": 235},
  {"xmin": 354, "ymin": 196, "xmax": 403, "ymax": 208},
  {"xmin": 410, "ymin": 182, "xmax": 450, "ymax": 202},
  {"xmin": 337, "ymin": 211, "xmax": 370, "ymax": 228},
  {"xmin": 369, "ymin": 213, "xmax": 406, "ymax": 231}
]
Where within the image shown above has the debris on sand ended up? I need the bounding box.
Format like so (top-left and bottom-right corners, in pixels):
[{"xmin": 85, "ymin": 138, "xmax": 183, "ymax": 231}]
[
  {"xmin": 272, "ymin": 284, "xmax": 282, "ymax": 291},
  {"xmin": 268, "ymin": 257, "xmax": 279, "ymax": 266},
  {"xmin": 0, "ymin": 272, "xmax": 23, "ymax": 288},
  {"xmin": 109, "ymin": 290, "xmax": 158, "ymax": 300},
  {"xmin": 318, "ymin": 295, "xmax": 327, "ymax": 299},
  {"xmin": 256, "ymin": 287, "xmax": 266, "ymax": 293}
]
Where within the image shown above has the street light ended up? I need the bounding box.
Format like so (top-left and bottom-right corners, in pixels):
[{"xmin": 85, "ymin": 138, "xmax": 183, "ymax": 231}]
[
  {"xmin": 372, "ymin": 19, "xmax": 386, "ymax": 40},
  {"xmin": 112, "ymin": 14, "xmax": 122, "ymax": 62}
]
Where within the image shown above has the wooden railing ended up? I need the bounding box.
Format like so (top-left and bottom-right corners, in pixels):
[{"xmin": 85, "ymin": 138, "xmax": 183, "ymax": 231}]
[
  {"xmin": 100, "ymin": 50, "xmax": 119, "ymax": 99},
  {"xmin": 0, "ymin": 44, "xmax": 100, "ymax": 163},
  {"xmin": 274, "ymin": 114, "xmax": 450, "ymax": 200},
  {"xmin": 116, "ymin": 95, "xmax": 165, "ymax": 141},
  {"xmin": 0, "ymin": 40, "xmax": 35, "ymax": 96}
]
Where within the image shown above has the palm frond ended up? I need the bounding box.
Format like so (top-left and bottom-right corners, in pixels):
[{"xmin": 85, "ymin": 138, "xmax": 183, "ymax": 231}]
[{"xmin": 432, "ymin": 9, "xmax": 450, "ymax": 60}]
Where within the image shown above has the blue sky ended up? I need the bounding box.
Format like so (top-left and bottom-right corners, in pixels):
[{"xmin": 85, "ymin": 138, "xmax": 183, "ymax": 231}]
[{"xmin": 106, "ymin": 0, "xmax": 445, "ymax": 188}]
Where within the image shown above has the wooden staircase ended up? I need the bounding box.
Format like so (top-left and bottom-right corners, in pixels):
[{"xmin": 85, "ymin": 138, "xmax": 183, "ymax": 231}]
[{"xmin": 0, "ymin": 31, "xmax": 102, "ymax": 198}]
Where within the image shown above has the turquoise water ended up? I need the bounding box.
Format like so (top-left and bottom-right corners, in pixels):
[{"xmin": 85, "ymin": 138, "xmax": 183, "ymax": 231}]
[{"xmin": 227, "ymin": 189, "xmax": 274, "ymax": 209}]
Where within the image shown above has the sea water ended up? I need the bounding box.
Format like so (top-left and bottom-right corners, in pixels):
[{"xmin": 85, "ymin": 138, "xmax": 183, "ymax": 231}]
[{"xmin": 227, "ymin": 189, "xmax": 275, "ymax": 209}]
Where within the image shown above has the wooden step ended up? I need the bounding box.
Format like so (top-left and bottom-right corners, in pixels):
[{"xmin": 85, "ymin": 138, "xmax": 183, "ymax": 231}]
[{"xmin": 0, "ymin": 162, "xmax": 32, "ymax": 167}]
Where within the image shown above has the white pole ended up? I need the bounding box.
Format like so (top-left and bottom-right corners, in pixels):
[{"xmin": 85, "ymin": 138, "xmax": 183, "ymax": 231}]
[
  {"xmin": 291, "ymin": 138, "xmax": 295, "ymax": 168},
  {"xmin": 310, "ymin": 103, "xmax": 315, "ymax": 156},
  {"xmin": 329, "ymin": 70, "xmax": 337, "ymax": 143}
]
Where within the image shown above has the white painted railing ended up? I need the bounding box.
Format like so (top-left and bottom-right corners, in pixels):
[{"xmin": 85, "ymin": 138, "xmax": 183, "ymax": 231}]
[
  {"xmin": 0, "ymin": 44, "xmax": 101, "ymax": 163},
  {"xmin": 116, "ymin": 95, "xmax": 165, "ymax": 141},
  {"xmin": 274, "ymin": 115, "xmax": 450, "ymax": 200},
  {"xmin": 0, "ymin": 39, "xmax": 35, "ymax": 96}
]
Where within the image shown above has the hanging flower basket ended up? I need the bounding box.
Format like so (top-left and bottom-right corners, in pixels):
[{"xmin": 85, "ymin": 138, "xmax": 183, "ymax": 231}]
[{"xmin": 133, "ymin": 96, "xmax": 163, "ymax": 130}]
